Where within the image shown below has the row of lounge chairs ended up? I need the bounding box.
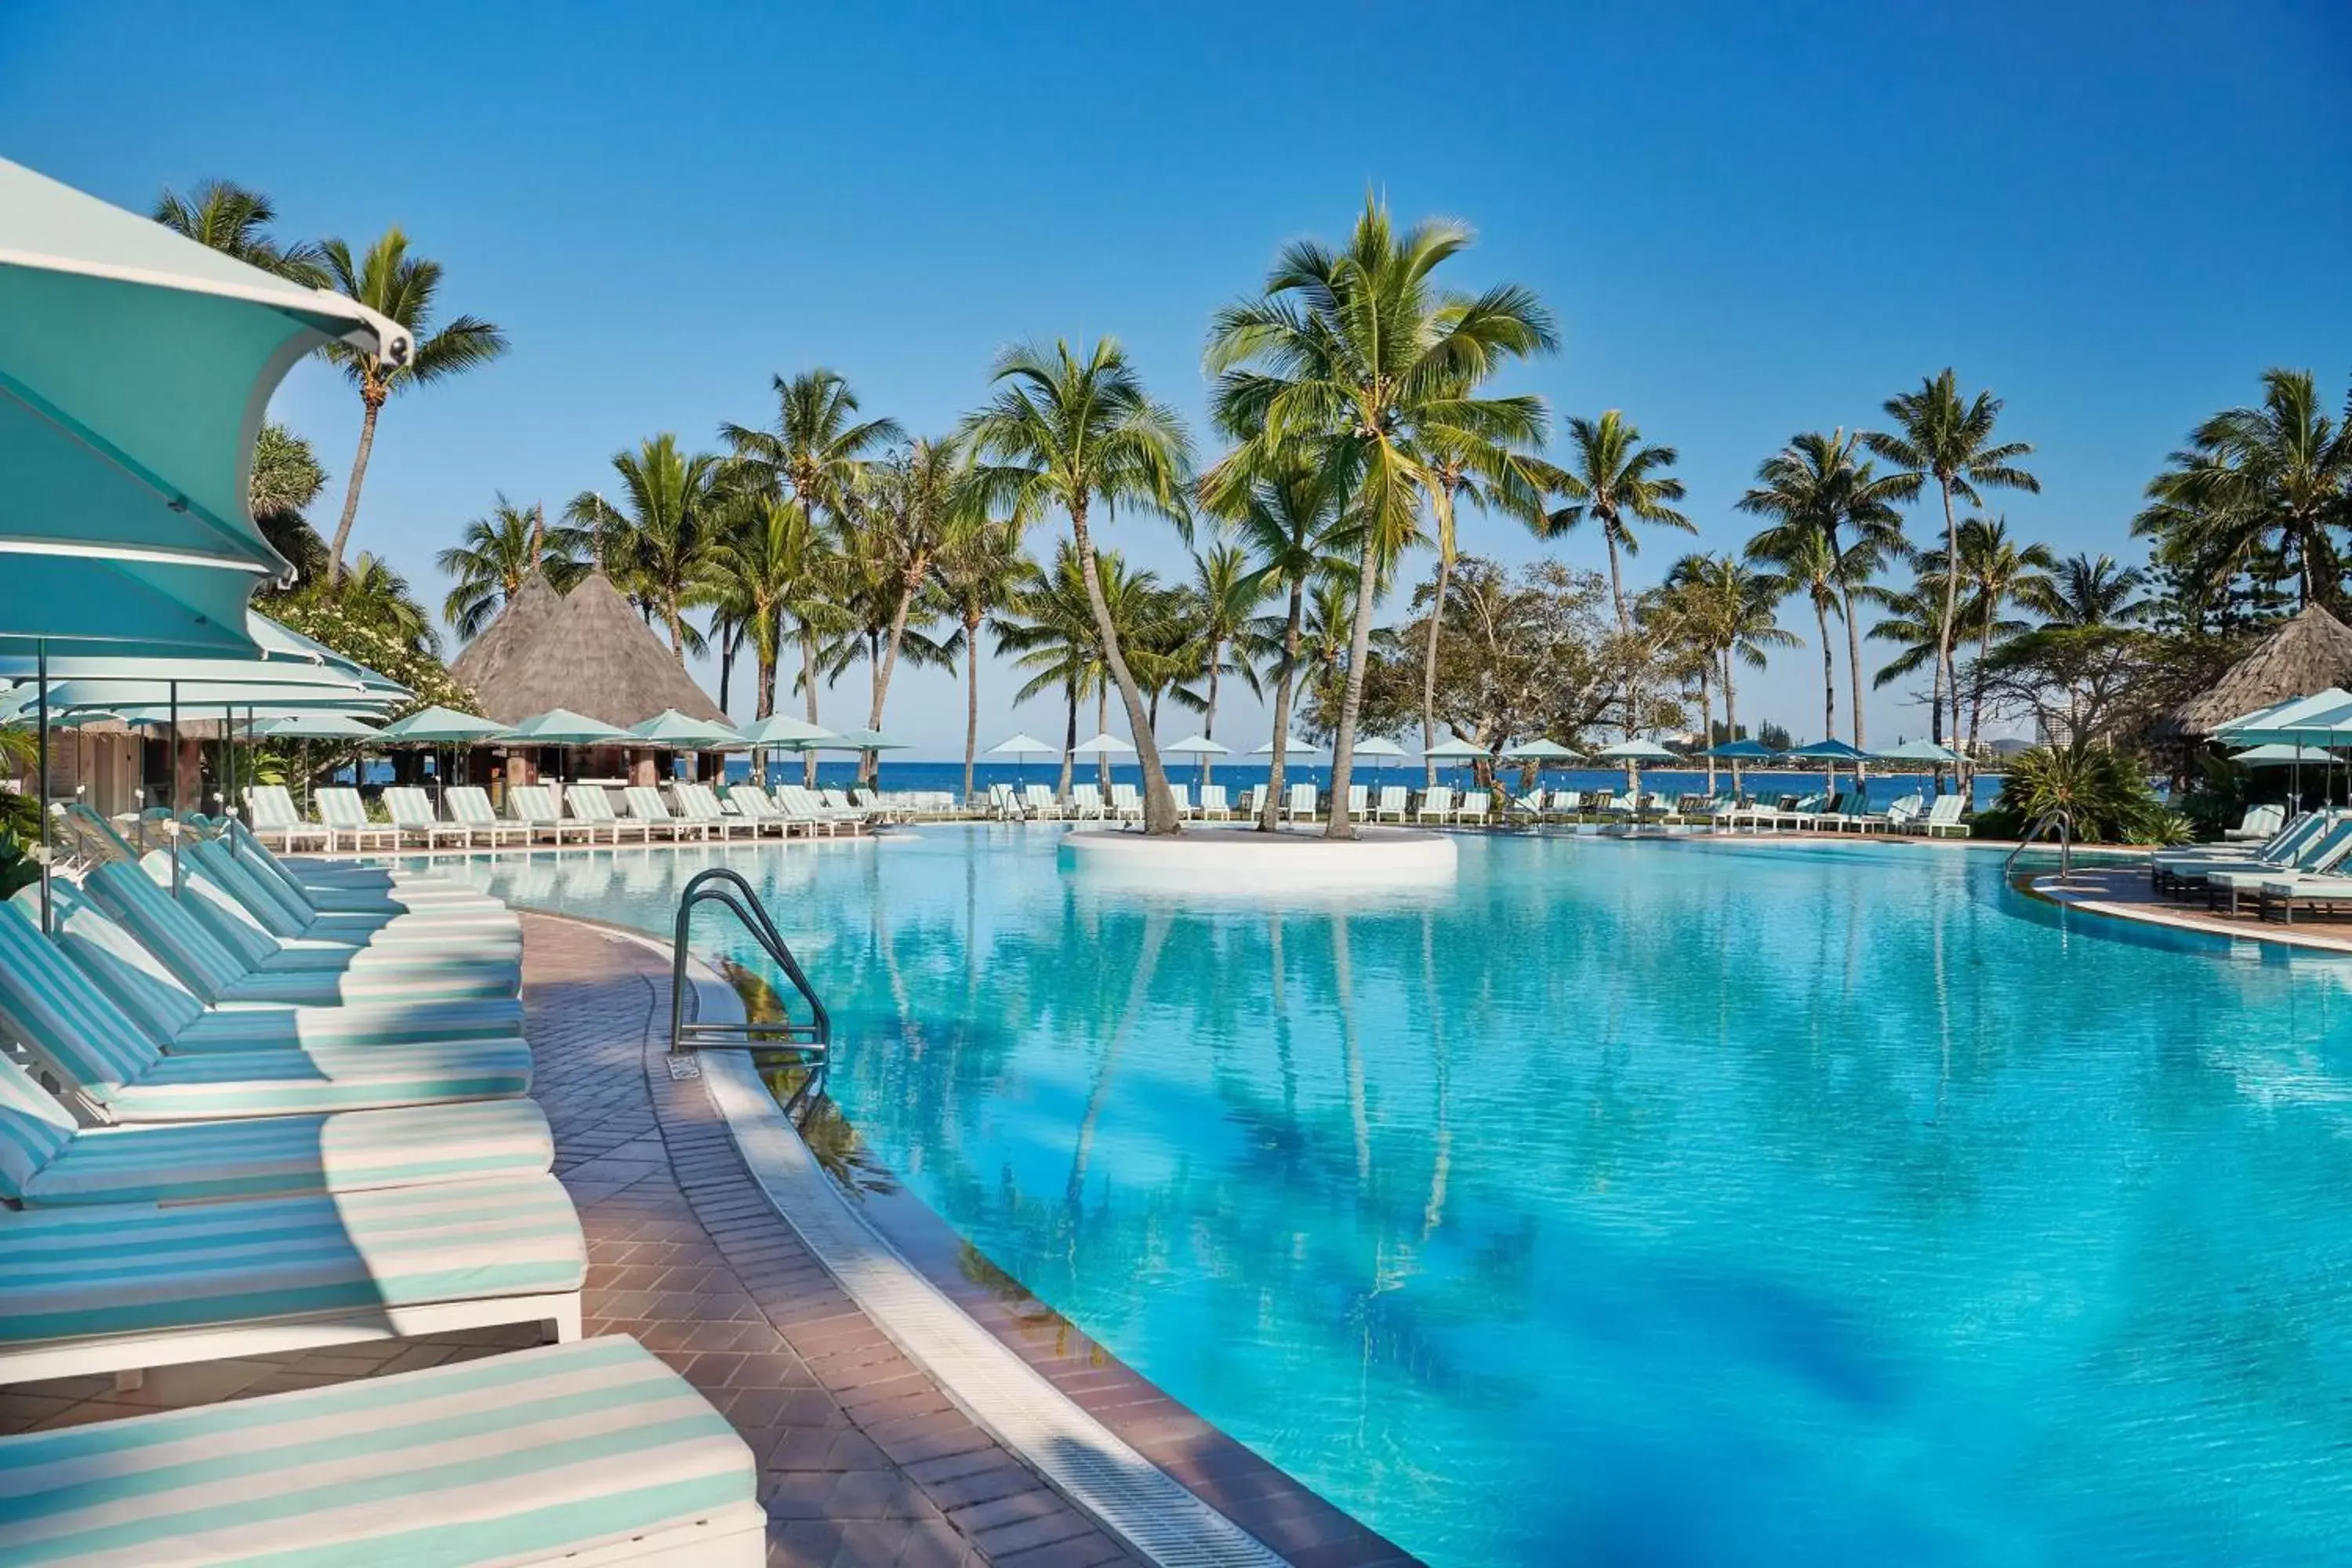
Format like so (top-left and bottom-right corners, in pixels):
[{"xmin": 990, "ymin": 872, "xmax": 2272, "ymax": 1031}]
[
  {"xmin": 0, "ymin": 823, "xmax": 762, "ymax": 1563},
  {"xmin": 988, "ymin": 779, "xmax": 1971, "ymax": 835},
  {"xmin": 245, "ymin": 780, "xmax": 875, "ymax": 852},
  {"xmin": 2149, "ymin": 810, "xmax": 2352, "ymax": 921}
]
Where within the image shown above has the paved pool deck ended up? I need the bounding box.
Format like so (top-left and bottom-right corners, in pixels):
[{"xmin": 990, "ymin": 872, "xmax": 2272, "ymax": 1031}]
[{"xmin": 1, "ymin": 913, "xmax": 1415, "ymax": 1568}]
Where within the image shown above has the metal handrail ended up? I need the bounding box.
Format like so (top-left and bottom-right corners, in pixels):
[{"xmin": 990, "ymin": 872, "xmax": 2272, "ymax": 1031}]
[
  {"xmin": 2005, "ymin": 807, "xmax": 2075, "ymax": 883},
  {"xmin": 669, "ymin": 868, "xmax": 832, "ymax": 1073}
]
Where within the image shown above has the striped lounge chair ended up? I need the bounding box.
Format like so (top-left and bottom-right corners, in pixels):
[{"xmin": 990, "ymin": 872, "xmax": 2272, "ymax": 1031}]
[
  {"xmin": 312, "ymin": 786, "xmax": 401, "ymax": 853},
  {"xmin": 0, "ymin": 1053, "xmax": 552, "ymax": 1209},
  {"xmin": 624, "ymin": 786, "xmax": 699, "ymax": 842},
  {"xmin": 241, "ymin": 783, "xmax": 331, "ymax": 852},
  {"xmin": 219, "ymin": 818, "xmax": 507, "ymax": 912},
  {"xmin": 383, "ymin": 786, "xmax": 473, "ymax": 851},
  {"xmin": 674, "ymin": 782, "xmax": 758, "ymax": 841},
  {"xmin": 0, "ymin": 1171, "xmax": 585, "ymax": 1385},
  {"xmin": 447, "ymin": 786, "xmax": 534, "ymax": 848},
  {"xmin": 0, "ymin": 1336, "xmax": 763, "ymax": 1566},
  {"xmin": 88, "ymin": 858, "xmax": 520, "ymax": 1007},
  {"xmin": 564, "ymin": 784, "xmax": 654, "ymax": 844},
  {"xmin": 32, "ymin": 881, "xmax": 524, "ymax": 1053},
  {"xmin": 725, "ymin": 785, "xmax": 797, "ymax": 837},
  {"xmin": 185, "ymin": 839, "xmax": 519, "ymax": 949},
  {"xmin": 0, "ymin": 902, "xmax": 533, "ymax": 1123},
  {"xmin": 506, "ymin": 782, "xmax": 601, "ymax": 845}
]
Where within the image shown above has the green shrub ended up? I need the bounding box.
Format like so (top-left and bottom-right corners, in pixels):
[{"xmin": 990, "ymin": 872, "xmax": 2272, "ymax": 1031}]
[
  {"xmin": 1980, "ymin": 744, "xmax": 2186, "ymax": 844},
  {"xmin": 0, "ymin": 829, "xmax": 40, "ymax": 901}
]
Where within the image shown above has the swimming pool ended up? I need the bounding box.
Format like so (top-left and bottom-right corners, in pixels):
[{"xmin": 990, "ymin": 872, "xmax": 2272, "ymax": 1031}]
[{"xmin": 452, "ymin": 829, "xmax": 2352, "ymax": 1566}]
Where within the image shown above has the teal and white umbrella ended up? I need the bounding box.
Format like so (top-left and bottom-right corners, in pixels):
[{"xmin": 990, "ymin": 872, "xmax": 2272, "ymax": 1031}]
[
  {"xmin": 824, "ymin": 727, "xmax": 907, "ymax": 752},
  {"xmin": 253, "ymin": 713, "xmax": 381, "ymax": 740},
  {"xmin": 629, "ymin": 710, "xmax": 744, "ymax": 749},
  {"xmin": 1595, "ymin": 736, "xmax": 1678, "ymax": 794},
  {"xmin": 376, "ymin": 706, "xmax": 509, "ymax": 744},
  {"xmin": 1500, "ymin": 738, "xmax": 1577, "ymax": 764},
  {"xmin": 509, "ymin": 709, "xmax": 632, "ymax": 745},
  {"xmin": 1353, "ymin": 736, "xmax": 1406, "ymax": 774},
  {"xmin": 1872, "ymin": 738, "xmax": 1961, "ymax": 765},
  {"xmin": 739, "ymin": 713, "xmax": 837, "ymax": 749},
  {"xmin": 1070, "ymin": 732, "xmax": 1134, "ymax": 756},
  {"xmin": 2233, "ymin": 742, "xmax": 2337, "ymax": 766},
  {"xmin": 0, "ymin": 157, "xmax": 408, "ymax": 660}
]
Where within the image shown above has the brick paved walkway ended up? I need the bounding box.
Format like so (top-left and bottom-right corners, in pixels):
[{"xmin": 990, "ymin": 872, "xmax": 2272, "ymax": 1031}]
[{"xmin": 1, "ymin": 910, "xmax": 1417, "ymax": 1567}]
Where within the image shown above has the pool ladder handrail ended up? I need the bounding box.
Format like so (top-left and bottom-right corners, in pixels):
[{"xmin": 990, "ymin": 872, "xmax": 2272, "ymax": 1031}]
[
  {"xmin": 2005, "ymin": 807, "xmax": 2074, "ymax": 884},
  {"xmin": 668, "ymin": 867, "xmax": 832, "ymax": 1071}
]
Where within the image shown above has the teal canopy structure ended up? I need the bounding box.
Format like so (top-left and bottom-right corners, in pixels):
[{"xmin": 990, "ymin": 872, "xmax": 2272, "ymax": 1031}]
[
  {"xmin": 1872, "ymin": 739, "xmax": 1961, "ymax": 764},
  {"xmin": 629, "ymin": 709, "xmax": 743, "ymax": 748},
  {"xmin": 826, "ymin": 728, "xmax": 906, "ymax": 751},
  {"xmin": 1425, "ymin": 737, "xmax": 1491, "ymax": 760},
  {"xmin": 508, "ymin": 709, "xmax": 632, "ymax": 746},
  {"xmin": 0, "ymin": 157, "xmax": 408, "ymax": 652},
  {"xmin": 2215, "ymin": 688, "xmax": 2352, "ymax": 745},
  {"xmin": 739, "ymin": 713, "xmax": 837, "ymax": 748},
  {"xmin": 252, "ymin": 713, "xmax": 382, "ymax": 740},
  {"xmin": 1786, "ymin": 739, "xmax": 1869, "ymax": 760},
  {"xmin": 1594, "ymin": 738, "xmax": 1679, "ymax": 761},
  {"xmin": 1500, "ymin": 739, "xmax": 1577, "ymax": 762},
  {"xmin": 1703, "ymin": 738, "xmax": 1779, "ymax": 760},
  {"xmin": 1352, "ymin": 737, "xmax": 1406, "ymax": 759},
  {"xmin": 376, "ymin": 706, "xmax": 510, "ymax": 744},
  {"xmin": 2232, "ymin": 742, "xmax": 2337, "ymax": 766}
]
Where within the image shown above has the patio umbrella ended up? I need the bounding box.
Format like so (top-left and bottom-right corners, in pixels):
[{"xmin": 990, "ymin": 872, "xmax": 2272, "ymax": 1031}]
[
  {"xmin": 1070, "ymin": 731, "xmax": 1133, "ymax": 791},
  {"xmin": 986, "ymin": 731, "xmax": 1059, "ymax": 793},
  {"xmin": 507, "ymin": 709, "xmax": 632, "ymax": 787},
  {"xmin": 741, "ymin": 713, "xmax": 837, "ymax": 747},
  {"xmin": 1787, "ymin": 737, "xmax": 1870, "ymax": 793},
  {"xmin": 252, "ymin": 713, "xmax": 383, "ymax": 814},
  {"xmin": 1425, "ymin": 735, "xmax": 1492, "ymax": 793},
  {"xmin": 1353, "ymin": 735, "xmax": 1407, "ymax": 781},
  {"xmin": 1162, "ymin": 732, "xmax": 1229, "ymax": 788},
  {"xmin": 377, "ymin": 706, "xmax": 512, "ymax": 804},
  {"xmin": 1594, "ymin": 737, "xmax": 1678, "ymax": 794},
  {"xmin": 1872, "ymin": 739, "xmax": 1961, "ymax": 764},
  {"xmin": 0, "ymin": 159, "xmax": 402, "ymax": 924},
  {"xmin": 1700, "ymin": 735, "xmax": 1777, "ymax": 793},
  {"xmin": 822, "ymin": 727, "xmax": 907, "ymax": 788},
  {"xmin": 1251, "ymin": 734, "xmax": 1317, "ymax": 754},
  {"xmin": 2232, "ymin": 743, "xmax": 2336, "ymax": 765},
  {"xmin": 629, "ymin": 710, "xmax": 745, "ymax": 748}
]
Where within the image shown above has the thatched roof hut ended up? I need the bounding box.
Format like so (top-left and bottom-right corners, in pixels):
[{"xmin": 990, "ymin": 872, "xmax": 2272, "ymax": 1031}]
[
  {"xmin": 2167, "ymin": 603, "xmax": 2352, "ymax": 737},
  {"xmin": 450, "ymin": 570, "xmax": 727, "ymax": 729}
]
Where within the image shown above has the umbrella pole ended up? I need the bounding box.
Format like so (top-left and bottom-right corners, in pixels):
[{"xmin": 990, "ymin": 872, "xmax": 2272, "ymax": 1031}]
[
  {"xmin": 167, "ymin": 681, "xmax": 182, "ymax": 896},
  {"xmin": 34, "ymin": 641, "xmax": 49, "ymax": 934}
]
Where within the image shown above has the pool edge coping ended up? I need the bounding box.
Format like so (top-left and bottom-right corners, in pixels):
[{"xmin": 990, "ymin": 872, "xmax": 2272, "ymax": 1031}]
[{"xmin": 576, "ymin": 912, "xmax": 1310, "ymax": 1568}]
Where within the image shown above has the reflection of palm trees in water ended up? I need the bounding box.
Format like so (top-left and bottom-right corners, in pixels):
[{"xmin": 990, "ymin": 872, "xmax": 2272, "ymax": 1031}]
[
  {"xmin": 1333, "ymin": 910, "xmax": 1372, "ymax": 1183},
  {"xmin": 1419, "ymin": 908, "xmax": 1451, "ymax": 1242},
  {"xmin": 1066, "ymin": 907, "xmax": 1171, "ymax": 1213}
]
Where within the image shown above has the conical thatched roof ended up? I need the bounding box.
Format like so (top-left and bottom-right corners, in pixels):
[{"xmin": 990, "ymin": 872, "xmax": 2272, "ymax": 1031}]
[
  {"xmin": 2169, "ymin": 603, "xmax": 2352, "ymax": 737},
  {"xmin": 450, "ymin": 570, "xmax": 727, "ymax": 730}
]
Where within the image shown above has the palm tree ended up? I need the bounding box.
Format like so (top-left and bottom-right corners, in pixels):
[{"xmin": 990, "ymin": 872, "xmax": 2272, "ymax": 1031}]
[
  {"xmin": 835, "ymin": 437, "xmax": 973, "ymax": 782},
  {"xmin": 151, "ymin": 180, "xmax": 322, "ymax": 281},
  {"xmin": 317, "ymin": 230, "xmax": 508, "ymax": 585},
  {"xmin": 1734, "ymin": 430, "xmax": 1910, "ymax": 752},
  {"xmin": 964, "ymin": 339, "xmax": 1193, "ymax": 833},
  {"xmin": 566, "ymin": 435, "xmax": 725, "ymax": 659},
  {"xmin": 1205, "ymin": 197, "xmax": 1555, "ymax": 837},
  {"xmin": 2034, "ymin": 553, "xmax": 2152, "ymax": 629},
  {"xmin": 934, "ymin": 518, "xmax": 1035, "ymax": 803},
  {"xmin": 2137, "ymin": 369, "xmax": 2352, "ymax": 609},
  {"xmin": 1952, "ymin": 517, "xmax": 2058, "ymax": 763},
  {"xmin": 1407, "ymin": 415, "xmax": 1552, "ymax": 784},
  {"xmin": 1863, "ymin": 370, "xmax": 2040, "ymax": 753},
  {"xmin": 1547, "ymin": 412, "xmax": 1690, "ymax": 637},
  {"xmin": 1663, "ymin": 554, "xmax": 1795, "ymax": 775},
  {"xmin": 1221, "ymin": 456, "xmax": 1352, "ymax": 830},
  {"xmin": 1751, "ymin": 527, "xmax": 1843, "ymax": 750},
  {"xmin": 699, "ymin": 494, "xmax": 829, "ymax": 724},
  {"xmin": 437, "ymin": 495, "xmax": 588, "ymax": 638},
  {"xmin": 1171, "ymin": 542, "xmax": 1270, "ymax": 785},
  {"xmin": 998, "ymin": 543, "xmax": 1109, "ymax": 800},
  {"xmin": 721, "ymin": 368, "xmax": 904, "ymax": 524},
  {"xmin": 1862, "ymin": 572, "xmax": 1949, "ymax": 734},
  {"xmin": 336, "ymin": 554, "xmax": 438, "ymax": 654}
]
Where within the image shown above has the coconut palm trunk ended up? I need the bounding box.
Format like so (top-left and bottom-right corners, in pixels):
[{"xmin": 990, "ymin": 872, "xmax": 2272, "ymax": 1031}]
[
  {"xmin": 1722, "ymin": 649, "xmax": 1742, "ymax": 793},
  {"xmin": 1070, "ymin": 503, "xmax": 1178, "ymax": 832},
  {"xmin": 800, "ymin": 631, "xmax": 822, "ymax": 787},
  {"xmin": 1202, "ymin": 646, "xmax": 1221, "ymax": 786},
  {"xmin": 326, "ymin": 393, "xmax": 384, "ymax": 586},
  {"xmin": 865, "ymin": 568, "xmax": 927, "ymax": 786},
  {"xmin": 1420, "ymin": 550, "xmax": 1452, "ymax": 787},
  {"xmin": 1697, "ymin": 666, "xmax": 1715, "ymax": 792},
  {"xmin": 1324, "ymin": 524, "xmax": 1382, "ymax": 840},
  {"xmin": 1058, "ymin": 680, "xmax": 1077, "ymax": 800},
  {"xmin": 1934, "ymin": 477, "xmax": 1962, "ymax": 771},
  {"xmin": 1815, "ymin": 597, "xmax": 1837, "ymax": 786},
  {"xmin": 962, "ymin": 613, "xmax": 983, "ymax": 804},
  {"xmin": 1262, "ymin": 580, "xmax": 1305, "ymax": 833},
  {"xmin": 1840, "ymin": 584, "xmax": 1867, "ymax": 753}
]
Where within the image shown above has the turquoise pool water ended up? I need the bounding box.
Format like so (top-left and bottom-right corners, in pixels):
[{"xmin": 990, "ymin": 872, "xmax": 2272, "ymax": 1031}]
[{"xmin": 453, "ymin": 829, "xmax": 2352, "ymax": 1566}]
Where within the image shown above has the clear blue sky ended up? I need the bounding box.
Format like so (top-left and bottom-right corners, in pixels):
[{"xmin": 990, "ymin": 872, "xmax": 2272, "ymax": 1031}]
[{"xmin": 6, "ymin": 2, "xmax": 2347, "ymax": 754}]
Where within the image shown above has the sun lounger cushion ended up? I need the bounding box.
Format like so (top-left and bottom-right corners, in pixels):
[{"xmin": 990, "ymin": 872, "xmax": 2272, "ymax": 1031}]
[
  {"xmin": 0, "ymin": 903, "xmax": 532, "ymax": 1118},
  {"xmin": 20, "ymin": 1098, "xmax": 555, "ymax": 1208},
  {"xmin": 0, "ymin": 1335, "xmax": 755, "ymax": 1568},
  {"xmin": 0, "ymin": 1173, "xmax": 583, "ymax": 1345}
]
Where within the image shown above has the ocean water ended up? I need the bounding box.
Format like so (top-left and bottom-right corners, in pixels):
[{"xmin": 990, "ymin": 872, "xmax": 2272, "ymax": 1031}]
[{"xmin": 449, "ymin": 829, "xmax": 2350, "ymax": 1566}]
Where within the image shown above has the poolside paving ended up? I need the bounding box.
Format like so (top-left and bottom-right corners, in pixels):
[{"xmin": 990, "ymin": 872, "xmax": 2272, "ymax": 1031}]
[{"xmin": 2, "ymin": 909, "xmax": 1417, "ymax": 1567}]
